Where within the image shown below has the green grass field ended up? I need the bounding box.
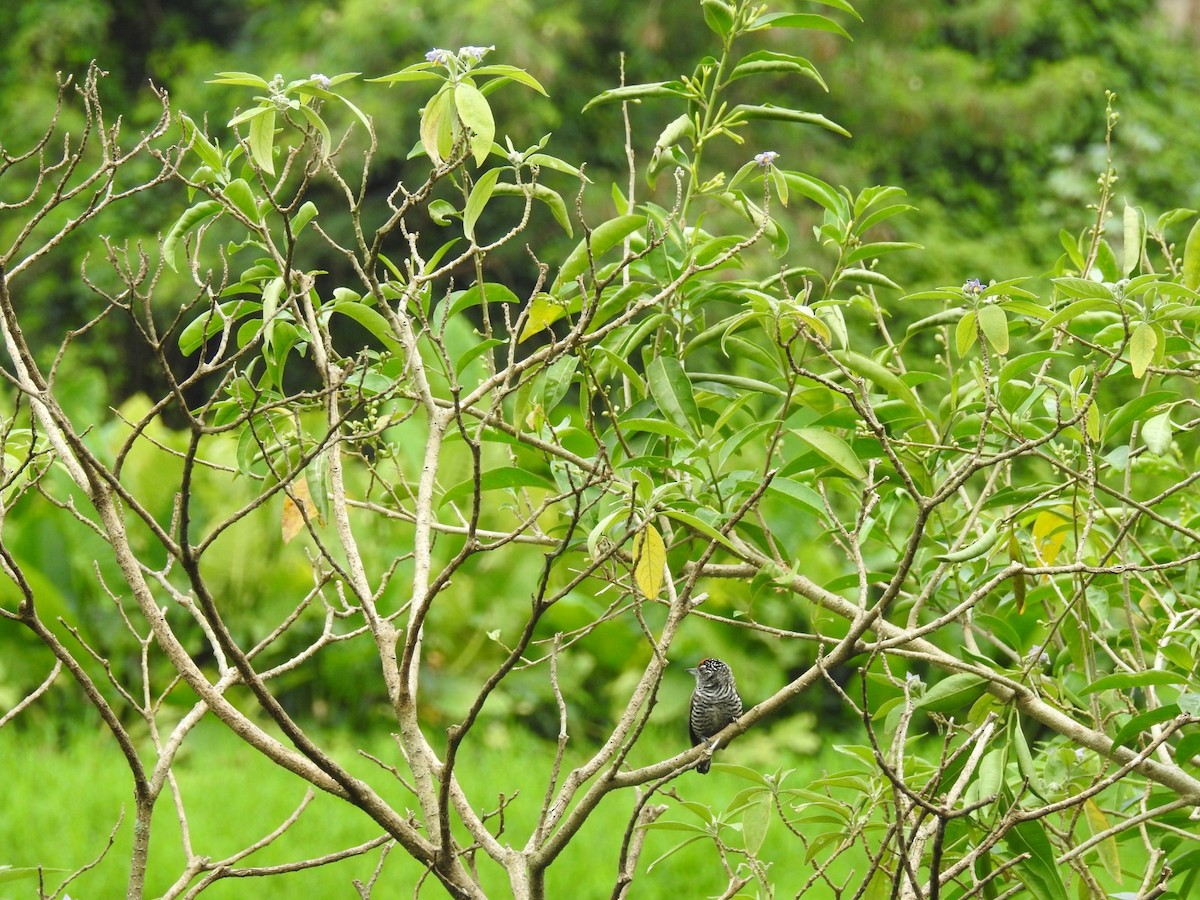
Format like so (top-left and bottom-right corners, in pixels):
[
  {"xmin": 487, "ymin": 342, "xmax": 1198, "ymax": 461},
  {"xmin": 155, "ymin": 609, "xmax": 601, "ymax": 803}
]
[{"xmin": 1, "ymin": 719, "xmax": 842, "ymax": 898}]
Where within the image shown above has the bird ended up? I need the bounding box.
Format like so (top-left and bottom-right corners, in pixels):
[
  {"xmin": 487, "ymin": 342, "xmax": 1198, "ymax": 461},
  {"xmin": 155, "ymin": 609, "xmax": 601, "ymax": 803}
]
[{"xmin": 687, "ymin": 657, "xmax": 742, "ymax": 774}]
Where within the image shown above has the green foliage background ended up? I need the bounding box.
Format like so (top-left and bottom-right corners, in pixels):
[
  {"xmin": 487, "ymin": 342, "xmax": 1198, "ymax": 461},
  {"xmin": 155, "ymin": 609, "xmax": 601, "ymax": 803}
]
[{"xmin": 4, "ymin": 1, "xmax": 1200, "ymax": 895}]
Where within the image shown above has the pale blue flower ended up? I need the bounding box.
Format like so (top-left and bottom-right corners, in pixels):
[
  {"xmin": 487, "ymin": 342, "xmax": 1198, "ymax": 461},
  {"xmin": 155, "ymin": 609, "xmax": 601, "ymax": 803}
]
[
  {"xmin": 309, "ymin": 73, "xmax": 332, "ymax": 90},
  {"xmin": 459, "ymin": 45, "xmax": 495, "ymax": 61},
  {"xmin": 426, "ymin": 49, "xmax": 454, "ymax": 65},
  {"xmin": 754, "ymin": 150, "xmax": 779, "ymax": 167}
]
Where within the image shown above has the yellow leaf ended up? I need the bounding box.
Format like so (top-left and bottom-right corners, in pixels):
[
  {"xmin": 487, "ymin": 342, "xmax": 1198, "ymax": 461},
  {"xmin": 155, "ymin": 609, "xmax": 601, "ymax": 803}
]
[
  {"xmin": 1031, "ymin": 509, "xmax": 1069, "ymax": 565},
  {"xmin": 633, "ymin": 524, "xmax": 666, "ymax": 599},
  {"xmin": 282, "ymin": 477, "xmax": 319, "ymax": 544}
]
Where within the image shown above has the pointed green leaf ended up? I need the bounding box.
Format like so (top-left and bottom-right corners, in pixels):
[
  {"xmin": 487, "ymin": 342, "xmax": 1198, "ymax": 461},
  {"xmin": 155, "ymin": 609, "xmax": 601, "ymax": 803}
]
[
  {"xmin": 221, "ymin": 178, "xmax": 261, "ymax": 223},
  {"xmin": 1081, "ymin": 669, "xmax": 1188, "ymax": 694},
  {"xmin": 162, "ymin": 200, "xmax": 223, "ymax": 272},
  {"xmin": 440, "ymin": 466, "xmax": 557, "ymax": 509},
  {"xmin": 582, "ymin": 81, "xmax": 688, "ymax": 113},
  {"xmin": 553, "ymin": 215, "xmax": 644, "ymax": 291},
  {"xmin": 518, "ymin": 293, "xmax": 567, "ymax": 342},
  {"xmin": 790, "ymin": 427, "xmax": 866, "ymax": 479},
  {"xmin": 660, "ymin": 509, "xmax": 738, "ymax": 551},
  {"xmin": 646, "ymin": 355, "xmax": 700, "ymax": 433},
  {"xmin": 1183, "ymin": 218, "xmax": 1200, "ymax": 291},
  {"xmin": 1142, "ymin": 410, "xmax": 1173, "ymax": 455},
  {"xmin": 454, "ymin": 81, "xmax": 495, "ymax": 166},
  {"xmin": 468, "ymin": 64, "xmax": 548, "ymax": 95},
  {"xmin": 420, "ymin": 88, "xmax": 453, "ymax": 165},
  {"xmin": 955, "ymin": 310, "xmax": 978, "ymax": 356},
  {"xmin": 977, "ymin": 304, "xmax": 1009, "ymax": 355},
  {"xmin": 731, "ymin": 103, "xmax": 850, "ymax": 138},
  {"xmin": 463, "ymin": 167, "xmax": 503, "ymax": 242},
  {"xmin": 247, "ymin": 107, "xmax": 276, "ymax": 175},
  {"xmin": 1123, "ymin": 203, "xmax": 1144, "ymax": 277},
  {"xmin": 751, "ymin": 12, "xmax": 852, "ymax": 38}
]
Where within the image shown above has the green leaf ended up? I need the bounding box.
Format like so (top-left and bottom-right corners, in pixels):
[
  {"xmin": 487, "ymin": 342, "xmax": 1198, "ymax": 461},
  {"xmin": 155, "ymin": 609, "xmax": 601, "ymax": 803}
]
[
  {"xmin": 222, "ymin": 178, "xmax": 261, "ymax": 223},
  {"xmin": 1182, "ymin": 217, "xmax": 1200, "ymax": 291},
  {"xmin": 490, "ymin": 182, "xmax": 573, "ymax": 237},
  {"xmin": 1003, "ymin": 817, "xmax": 1068, "ymax": 900},
  {"xmin": 177, "ymin": 299, "xmax": 261, "ymax": 356},
  {"xmin": 1112, "ymin": 704, "xmax": 1181, "ymax": 748},
  {"xmin": 660, "ymin": 509, "xmax": 737, "ymax": 552},
  {"xmin": 838, "ymin": 267, "xmax": 901, "ymax": 290},
  {"xmin": 447, "ymin": 282, "xmax": 521, "ymax": 320},
  {"xmin": 327, "ymin": 302, "xmax": 402, "ymax": 353},
  {"xmin": 1143, "ymin": 410, "xmax": 1173, "ymax": 455},
  {"xmin": 751, "ymin": 12, "xmax": 852, "ymax": 38},
  {"xmin": 582, "ymin": 81, "xmax": 688, "ymax": 113},
  {"xmin": 553, "ymin": 215, "xmax": 645, "ymax": 291},
  {"xmin": 742, "ymin": 793, "xmax": 772, "ymax": 855},
  {"xmin": 467, "ymin": 64, "xmax": 548, "ymax": 95},
  {"xmin": 620, "ymin": 417, "xmax": 693, "ymax": 442},
  {"xmin": 955, "ymin": 310, "xmax": 978, "ymax": 356},
  {"xmin": 181, "ymin": 115, "xmax": 226, "ymax": 172},
  {"xmin": 1102, "ymin": 391, "xmax": 1174, "ymax": 442},
  {"xmin": 916, "ymin": 673, "xmax": 988, "ymax": 714},
  {"xmin": 1036, "ymin": 297, "xmax": 1116, "ymax": 335},
  {"xmin": 1010, "ymin": 714, "xmax": 1047, "ymax": 799},
  {"xmin": 646, "ymin": 355, "xmax": 700, "ymax": 433},
  {"xmin": 790, "ymin": 427, "xmax": 866, "ymax": 479},
  {"xmin": 782, "ymin": 172, "xmax": 845, "ymax": 216},
  {"xmin": 731, "ymin": 103, "xmax": 850, "ymax": 138},
  {"xmin": 293, "ymin": 200, "xmax": 319, "ymax": 235},
  {"xmin": 765, "ymin": 478, "xmax": 825, "ymax": 516},
  {"xmin": 428, "ymin": 199, "xmax": 457, "ymax": 225},
  {"xmin": 1081, "ymin": 669, "xmax": 1189, "ymax": 694},
  {"xmin": 454, "ymin": 81, "xmax": 495, "ymax": 166},
  {"xmin": 845, "ymin": 241, "xmax": 920, "ymax": 265},
  {"xmin": 977, "ymin": 304, "xmax": 1009, "ymax": 355},
  {"xmin": 518, "ymin": 293, "xmax": 566, "ymax": 342},
  {"xmin": 440, "ymin": 466, "xmax": 556, "ymax": 509},
  {"xmin": 163, "ymin": 200, "xmax": 223, "ymax": 272},
  {"xmin": 1123, "ymin": 202, "xmax": 1144, "ymax": 277},
  {"xmin": 540, "ymin": 355, "xmax": 578, "ymax": 411},
  {"xmin": 702, "ymin": 0, "xmax": 735, "ymax": 37},
  {"xmin": 1175, "ymin": 731, "xmax": 1200, "ymax": 766},
  {"xmin": 209, "ymin": 71, "xmax": 271, "ymax": 89},
  {"xmin": 463, "ymin": 167, "xmax": 503, "ymax": 242},
  {"xmin": 1052, "ymin": 276, "xmax": 1115, "ymax": 301},
  {"xmin": 936, "ymin": 524, "xmax": 1000, "ymax": 563},
  {"xmin": 455, "ymin": 338, "xmax": 504, "ymax": 377},
  {"xmin": 420, "ymin": 88, "xmax": 454, "ymax": 165},
  {"xmin": 830, "ymin": 349, "xmax": 924, "ymax": 417},
  {"xmin": 247, "ymin": 107, "xmax": 276, "ymax": 175},
  {"xmin": 1130, "ymin": 322, "xmax": 1157, "ymax": 378},
  {"xmin": 1081, "ymin": 799, "xmax": 1122, "ymax": 882},
  {"xmin": 728, "ymin": 50, "xmax": 826, "ymax": 89},
  {"xmin": 297, "ymin": 104, "xmax": 333, "ymax": 159}
]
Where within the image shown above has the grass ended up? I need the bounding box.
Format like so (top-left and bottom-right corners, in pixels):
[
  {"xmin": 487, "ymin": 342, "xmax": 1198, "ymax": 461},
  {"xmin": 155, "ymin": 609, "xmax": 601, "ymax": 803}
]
[{"xmin": 1, "ymin": 717, "xmax": 846, "ymax": 898}]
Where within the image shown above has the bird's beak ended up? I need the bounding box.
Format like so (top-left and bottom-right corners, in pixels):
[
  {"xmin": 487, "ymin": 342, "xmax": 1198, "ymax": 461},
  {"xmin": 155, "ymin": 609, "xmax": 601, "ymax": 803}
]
[{"xmin": 686, "ymin": 667, "xmax": 698, "ymax": 675}]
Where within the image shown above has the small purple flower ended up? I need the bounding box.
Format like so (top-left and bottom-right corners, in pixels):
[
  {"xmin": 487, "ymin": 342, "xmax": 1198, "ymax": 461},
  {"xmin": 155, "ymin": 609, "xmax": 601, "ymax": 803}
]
[
  {"xmin": 963, "ymin": 278, "xmax": 983, "ymax": 295},
  {"xmin": 459, "ymin": 45, "xmax": 495, "ymax": 61},
  {"xmin": 309, "ymin": 73, "xmax": 332, "ymax": 90},
  {"xmin": 426, "ymin": 48, "xmax": 454, "ymax": 66},
  {"xmin": 754, "ymin": 150, "xmax": 779, "ymax": 167}
]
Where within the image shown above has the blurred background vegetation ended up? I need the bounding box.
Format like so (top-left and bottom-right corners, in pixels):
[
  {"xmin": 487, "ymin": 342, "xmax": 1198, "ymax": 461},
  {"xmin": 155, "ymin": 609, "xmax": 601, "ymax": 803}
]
[{"xmin": 3, "ymin": 0, "xmax": 1200, "ymax": 891}]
